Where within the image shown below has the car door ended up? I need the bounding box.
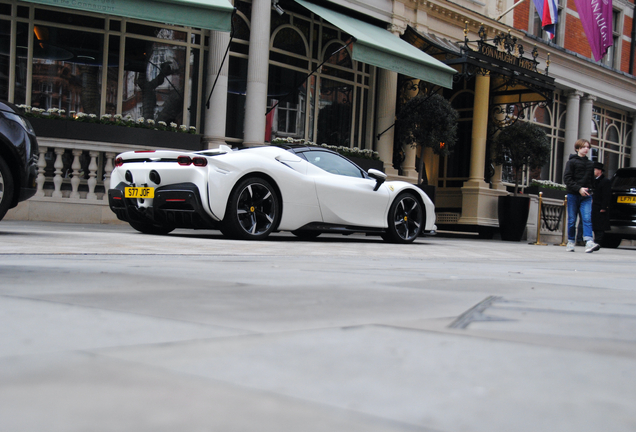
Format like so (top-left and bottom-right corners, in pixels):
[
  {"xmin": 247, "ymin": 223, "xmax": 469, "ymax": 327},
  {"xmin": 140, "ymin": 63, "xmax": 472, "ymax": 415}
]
[{"xmin": 300, "ymin": 150, "xmax": 390, "ymax": 227}]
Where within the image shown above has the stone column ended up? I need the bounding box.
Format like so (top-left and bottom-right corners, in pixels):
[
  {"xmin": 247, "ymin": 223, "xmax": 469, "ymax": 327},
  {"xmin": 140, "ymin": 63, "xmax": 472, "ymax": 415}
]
[
  {"xmin": 578, "ymin": 94, "xmax": 596, "ymax": 141},
  {"xmin": 467, "ymin": 72, "xmax": 490, "ymax": 187},
  {"xmin": 242, "ymin": 0, "xmax": 271, "ymax": 147},
  {"xmin": 458, "ymin": 71, "xmax": 506, "ymax": 227},
  {"xmin": 202, "ymin": 30, "xmax": 230, "ymax": 149},
  {"xmin": 374, "ymin": 68, "xmax": 399, "ymax": 177},
  {"xmin": 563, "ymin": 90, "xmax": 583, "ymax": 176}
]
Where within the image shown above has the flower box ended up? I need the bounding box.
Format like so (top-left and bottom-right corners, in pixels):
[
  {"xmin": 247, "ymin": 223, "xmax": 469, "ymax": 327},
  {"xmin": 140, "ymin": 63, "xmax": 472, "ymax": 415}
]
[
  {"xmin": 525, "ymin": 185, "xmax": 566, "ymax": 200},
  {"xmin": 29, "ymin": 117, "xmax": 202, "ymax": 151}
]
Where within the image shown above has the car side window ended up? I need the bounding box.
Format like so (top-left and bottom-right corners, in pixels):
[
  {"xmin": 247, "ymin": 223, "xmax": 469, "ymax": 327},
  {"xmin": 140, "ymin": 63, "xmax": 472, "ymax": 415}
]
[{"xmin": 301, "ymin": 150, "xmax": 364, "ymax": 178}]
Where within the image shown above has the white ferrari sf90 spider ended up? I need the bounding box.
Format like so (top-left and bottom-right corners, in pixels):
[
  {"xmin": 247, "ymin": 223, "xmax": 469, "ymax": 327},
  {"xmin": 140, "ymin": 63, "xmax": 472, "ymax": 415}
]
[{"xmin": 108, "ymin": 144, "xmax": 435, "ymax": 243}]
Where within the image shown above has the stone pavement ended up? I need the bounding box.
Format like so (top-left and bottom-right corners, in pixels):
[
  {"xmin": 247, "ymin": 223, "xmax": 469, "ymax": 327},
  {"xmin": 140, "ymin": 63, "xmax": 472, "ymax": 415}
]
[{"xmin": 1, "ymin": 221, "xmax": 635, "ymax": 432}]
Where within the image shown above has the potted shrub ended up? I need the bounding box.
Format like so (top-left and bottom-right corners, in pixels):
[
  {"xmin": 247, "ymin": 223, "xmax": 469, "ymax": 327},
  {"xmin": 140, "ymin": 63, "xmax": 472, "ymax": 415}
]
[
  {"xmin": 395, "ymin": 92, "xmax": 458, "ymax": 191},
  {"xmin": 492, "ymin": 121, "xmax": 551, "ymax": 241}
]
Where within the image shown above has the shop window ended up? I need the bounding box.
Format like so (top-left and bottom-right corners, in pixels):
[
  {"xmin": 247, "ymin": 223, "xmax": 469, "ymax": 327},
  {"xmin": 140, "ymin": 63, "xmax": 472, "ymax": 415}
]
[
  {"xmin": 317, "ymin": 77, "xmax": 352, "ymax": 147},
  {"xmin": 29, "ymin": 25, "xmax": 104, "ymax": 114},
  {"xmin": 122, "ymin": 38, "xmax": 186, "ymax": 124},
  {"xmin": 226, "ymin": 55, "xmax": 248, "ymax": 139},
  {"xmin": 188, "ymin": 47, "xmax": 200, "ymax": 128},
  {"xmin": 105, "ymin": 35, "xmax": 119, "ymax": 114},
  {"xmin": 267, "ymin": 64, "xmax": 308, "ymax": 140}
]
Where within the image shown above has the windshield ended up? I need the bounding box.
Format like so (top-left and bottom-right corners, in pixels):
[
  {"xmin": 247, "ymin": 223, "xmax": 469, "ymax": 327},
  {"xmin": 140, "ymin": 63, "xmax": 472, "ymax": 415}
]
[{"xmin": 612, "ymin": 170, "xmax": 636, "ymax": 189}]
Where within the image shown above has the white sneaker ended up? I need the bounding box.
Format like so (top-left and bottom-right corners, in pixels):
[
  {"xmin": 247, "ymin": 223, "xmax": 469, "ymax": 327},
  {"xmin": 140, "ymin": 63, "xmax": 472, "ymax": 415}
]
[
  {"xmin": 585, "ymin": 241, "xmax": 600, "ymax": 253},
  {"xmin": 566, "ymin": 241, "xmax": 575, "ymax": 252}
]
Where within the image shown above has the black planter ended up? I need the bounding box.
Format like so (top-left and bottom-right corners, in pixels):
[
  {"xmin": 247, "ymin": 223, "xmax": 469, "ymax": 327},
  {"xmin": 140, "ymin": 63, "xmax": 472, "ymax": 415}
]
[
  {"xmin": 525, "ymin": 185, "xmax": 566, "ymax": 200},
  {"xmin": 498, "ymin": 195, "xmax": 530, "ymax": 241},
  {"xmin": 29, "ymin": 117, "xmax": 202, "ymax": 151}
]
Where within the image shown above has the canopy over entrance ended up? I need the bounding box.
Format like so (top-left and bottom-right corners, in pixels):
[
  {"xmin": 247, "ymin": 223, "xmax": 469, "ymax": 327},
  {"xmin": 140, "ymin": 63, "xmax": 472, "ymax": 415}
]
[
  {"xmin": 21, "ymin": 0, "xmax": 234, "ymax": 32},
  {"xmin": 295, "ymin": 0, "xmax": 456, "ymax": 89},
  {"xmin": 402, "ymin": 25, "xmax": 555, "ymax": 104}
]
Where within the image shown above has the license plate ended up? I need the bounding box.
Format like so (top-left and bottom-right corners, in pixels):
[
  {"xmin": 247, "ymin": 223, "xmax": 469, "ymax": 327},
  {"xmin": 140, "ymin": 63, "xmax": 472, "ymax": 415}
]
[
  {"xmin": 617, "ymin": 196, "xmax": 636, "ymax": 204},
  {"xmin": 125, "ymin": 187, "xmax": 154, "ymax": 198}
]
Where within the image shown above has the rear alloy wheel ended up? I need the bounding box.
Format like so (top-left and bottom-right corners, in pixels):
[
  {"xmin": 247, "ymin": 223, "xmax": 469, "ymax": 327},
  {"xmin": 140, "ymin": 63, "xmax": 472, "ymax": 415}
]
[
  {"xmin": 128, "ymin": 219, "xmax": 174, "ymax": 235},
  {"xmin": 382, "ymin": 192, "xmax": 423, "ymax": 243},
  {"xmin": 223, "ymin": 177, "xmax": 280, "ymax": 240},
  {"xmin": 0, "ymin": 156, "xmax": 15, "ymax": 222}
]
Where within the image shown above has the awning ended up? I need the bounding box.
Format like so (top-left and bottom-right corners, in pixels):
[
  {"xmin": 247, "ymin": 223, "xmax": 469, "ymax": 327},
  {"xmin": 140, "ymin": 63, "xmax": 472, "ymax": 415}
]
[
  {"xmin": 20, "ymin": 0, "xmax": 234, "ymax": 32},
  {"xmin": 295, "ymin": 0, "xmax": 456, "ymax": 89},
  {"xmin": 402, "ymin": 26, "xmax": 555, "ymax": 103}
]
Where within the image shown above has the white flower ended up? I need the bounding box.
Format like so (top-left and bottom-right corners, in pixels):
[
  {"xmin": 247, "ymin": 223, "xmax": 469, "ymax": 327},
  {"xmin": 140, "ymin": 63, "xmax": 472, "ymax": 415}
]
[
  {"xmin": 101, "ymin": 114, "xmax": 112, "ymax": 120},
  {"xmin": 170, "ymin": 122, "xmax": 177, "ymax": 128},
  {"xmin": 189, "ymin": 126, "xmax": 196, "ymax": 132},
  {"xmin": 59, "ymin": 109, "xmax": 65, "ymax": 114},
  {"xmin": 179, "ymin": 125, "xmax": 187, "ymax": 131},
  {"xmin": 158, "ymin": 121, "xmax": 167, "ymax": 127},
  {"xmin": 88, "ymin": 113, "xmax": 97, "ymax": 118},
  {"xmin": 147, "ymin": 119, "xmax": 155, "ymax": 125},
  {"xmin": 113, "ymin": 114, "xmax": 122, "ymax": 120},
  {"xmin": 69, "ymin": 110, "xmax": 76, "ymax": 115},
  {"xmin": 136, "ymin": 117, "xmax": 145, "ymax": 123},
  {"xmin": 76, "ymin": 112, "xmax": 87, "ymax": 118}
]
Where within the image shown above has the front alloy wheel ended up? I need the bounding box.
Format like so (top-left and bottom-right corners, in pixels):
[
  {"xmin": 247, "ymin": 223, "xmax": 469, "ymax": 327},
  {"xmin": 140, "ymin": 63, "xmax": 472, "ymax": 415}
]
[
  {"xmin": 382, "ymin": 192, "xmax": 423, "ymax": 243},
  {"xmin": 223, "ymin": 177, "xmax": 280, "ymax": 240}
]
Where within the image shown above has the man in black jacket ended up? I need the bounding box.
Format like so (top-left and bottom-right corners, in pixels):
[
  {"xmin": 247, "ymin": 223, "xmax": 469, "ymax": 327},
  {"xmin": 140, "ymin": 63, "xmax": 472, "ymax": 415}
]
[
  {"xmin": 592, "ymin": 161, "xmax": 611, "ymax": 246},
  {"xmin": 563, "ymin": 139, "xmax": 600, "ymax": 253}
]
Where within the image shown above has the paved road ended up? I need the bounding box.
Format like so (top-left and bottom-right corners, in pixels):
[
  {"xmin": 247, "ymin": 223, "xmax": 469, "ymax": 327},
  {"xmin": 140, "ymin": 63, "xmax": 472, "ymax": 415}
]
[{"xmin": 1, "ymin": 221, "xmax": 635, "ymax": 432}]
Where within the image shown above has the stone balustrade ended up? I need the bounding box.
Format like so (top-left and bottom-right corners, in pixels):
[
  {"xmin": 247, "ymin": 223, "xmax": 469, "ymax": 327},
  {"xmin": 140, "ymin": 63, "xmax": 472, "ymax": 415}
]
[{"xmin": 7, "ymin": 138, "xmax": 157, "ymax": 224}]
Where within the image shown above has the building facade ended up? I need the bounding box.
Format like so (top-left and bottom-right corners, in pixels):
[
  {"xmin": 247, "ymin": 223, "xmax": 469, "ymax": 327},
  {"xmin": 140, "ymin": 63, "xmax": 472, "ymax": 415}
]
[{"xmin": 4, "ymin": 0, "xmax": 636, "ymax": 236}]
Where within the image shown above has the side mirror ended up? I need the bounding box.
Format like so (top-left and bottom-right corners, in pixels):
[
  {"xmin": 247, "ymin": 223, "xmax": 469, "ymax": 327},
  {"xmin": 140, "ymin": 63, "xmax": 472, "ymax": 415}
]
[{"xmin": 368, "ymin": 168, "xmax": 387, "ymax": 191}]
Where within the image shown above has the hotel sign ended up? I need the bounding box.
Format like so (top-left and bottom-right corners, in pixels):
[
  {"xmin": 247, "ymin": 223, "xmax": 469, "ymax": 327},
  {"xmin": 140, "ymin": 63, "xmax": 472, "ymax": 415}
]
[{"xmin": 479, "ymin": 43, "xmax": 539, "ymax": 72}]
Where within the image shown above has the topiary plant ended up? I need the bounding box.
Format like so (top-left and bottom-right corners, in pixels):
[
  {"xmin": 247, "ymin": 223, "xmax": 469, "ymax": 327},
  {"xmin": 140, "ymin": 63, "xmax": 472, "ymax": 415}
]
[
  {"xmin": 395, "ymin": 93, "xmax": 458, "ymax": 185},
  {"xmin": 492, "ymin": 121, "xmax": 551, "ymax": 196}
]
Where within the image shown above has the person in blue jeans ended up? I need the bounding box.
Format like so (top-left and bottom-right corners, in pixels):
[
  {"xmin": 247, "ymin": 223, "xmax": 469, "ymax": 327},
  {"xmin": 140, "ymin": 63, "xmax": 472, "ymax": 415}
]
[{"xmin": 563, "ymin": 139, "xmax": 600, "ymax": 253}]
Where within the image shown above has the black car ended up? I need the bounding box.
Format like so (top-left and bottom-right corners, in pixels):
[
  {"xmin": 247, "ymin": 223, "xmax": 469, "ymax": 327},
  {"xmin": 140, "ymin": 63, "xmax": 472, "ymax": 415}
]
[
  {"xmin": 0, "ymin": 101, "xmax": 39, "ymax": 221},
  {"xmin": 602, "ymin": 167, "xmax": 636, "ymax": 248}
]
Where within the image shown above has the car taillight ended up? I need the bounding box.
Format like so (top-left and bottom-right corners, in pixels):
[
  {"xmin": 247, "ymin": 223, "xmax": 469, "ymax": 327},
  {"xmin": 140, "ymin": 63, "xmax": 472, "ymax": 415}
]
[
  {"xmin": 192, "ymin": 157, "xmax": 208, "ymax": 167},
  {"xmin": 177, "ymin": 156, "xmax": 192, "ymax": 166},
  {"xmin": 177, "ymin": 156, "xmax": 207, "ymax": 167},
  {"xmin": 115, "ymin": 157, "xmax": 123, "ymax": 167}
]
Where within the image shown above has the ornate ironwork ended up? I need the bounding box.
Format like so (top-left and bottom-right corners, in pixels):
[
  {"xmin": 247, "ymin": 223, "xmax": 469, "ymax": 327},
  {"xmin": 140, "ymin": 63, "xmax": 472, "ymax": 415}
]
[
  {"xmin": 489, "ymin": 100, "xmax": 549, "ymax": 132},
  {"xmin": 463, "ymin": 22, "xmax": 542, "ymax": 75}
]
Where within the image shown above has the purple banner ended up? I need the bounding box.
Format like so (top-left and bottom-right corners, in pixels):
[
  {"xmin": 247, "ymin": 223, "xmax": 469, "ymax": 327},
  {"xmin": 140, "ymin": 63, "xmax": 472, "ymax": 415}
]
[{"xmin": 574, "ymin": 0, "xmax": 613, "ymax": 61}]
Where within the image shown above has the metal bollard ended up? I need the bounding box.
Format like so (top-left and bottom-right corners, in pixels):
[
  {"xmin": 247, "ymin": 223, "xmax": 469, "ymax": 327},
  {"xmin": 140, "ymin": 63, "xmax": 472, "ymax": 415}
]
[{"xmin": 533, "ymin": 192, "xmax": 548, "ymax": 245}]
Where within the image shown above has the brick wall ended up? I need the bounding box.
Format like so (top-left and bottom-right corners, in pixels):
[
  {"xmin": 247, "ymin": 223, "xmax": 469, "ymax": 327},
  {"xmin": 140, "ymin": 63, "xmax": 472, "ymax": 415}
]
[
  {"xmin": 622, "ymin": 15, "xmax": 634, "ymax": 74},
  {"xmin": 513, "ymin": 0, "xmax": 530, "ymax": 32},
  {"xmin": 564, "ymin": 12, "xmax": 591, "ymax": 58},
  {"xmin": 514, "ymin": 0, "xmax": 635, "ymax": 73}
]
